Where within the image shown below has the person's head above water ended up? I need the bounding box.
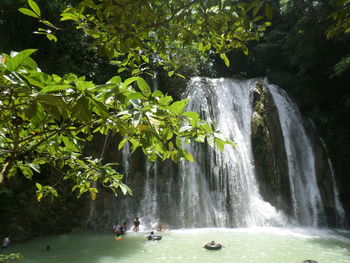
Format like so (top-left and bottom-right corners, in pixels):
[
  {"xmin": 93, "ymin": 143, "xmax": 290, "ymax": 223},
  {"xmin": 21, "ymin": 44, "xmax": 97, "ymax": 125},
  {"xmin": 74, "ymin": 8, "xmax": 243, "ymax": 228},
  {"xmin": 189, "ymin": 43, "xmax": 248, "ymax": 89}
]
[
  {"xmin": 151, "ymin": 231, "xmax": 154, "ymax": 235},
  {"xmin": 210, "ymin": 241, "xmax": 215, "ymax": 245}
]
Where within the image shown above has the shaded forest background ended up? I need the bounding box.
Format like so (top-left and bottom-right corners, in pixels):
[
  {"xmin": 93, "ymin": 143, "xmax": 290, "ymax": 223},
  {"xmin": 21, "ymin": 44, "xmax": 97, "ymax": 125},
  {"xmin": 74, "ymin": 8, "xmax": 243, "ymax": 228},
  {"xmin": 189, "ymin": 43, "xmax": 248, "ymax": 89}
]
[{"xmin": 0, "ymin": 0, "xmax": 349, "ymax": 240}]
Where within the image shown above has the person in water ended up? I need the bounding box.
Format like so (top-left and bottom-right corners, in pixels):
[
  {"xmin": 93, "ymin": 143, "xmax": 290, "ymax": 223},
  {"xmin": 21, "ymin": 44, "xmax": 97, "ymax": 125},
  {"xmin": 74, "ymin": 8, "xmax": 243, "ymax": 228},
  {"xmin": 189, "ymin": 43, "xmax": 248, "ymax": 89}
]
[
  {"xmin": 203, "ymin": 240, "xmax": 223, "ymax": 248},
  {"xmin": 205, "ymin": 240, "xmax": 216, "ymax": 246},
  {"xmin": 121, "ymin": 222, "xmax": 127, "ymax": 235},
  {"xmin": 148, "ymin": 231, "xmax": 156, "ymax": 240},
  {"xmin": 133, "ymin": 217, "xmax": 140, "ymax": 232},
  {"xmin": 157, "ymin": 225, "xmax": 165, "ymax": 232},
  {"xmin": 2, "ymin": 235, "xmax": 10, "ymax": 248},
  {"xmin": 113, "ymin": 223, "xmax": 122, "ymax": 235}
]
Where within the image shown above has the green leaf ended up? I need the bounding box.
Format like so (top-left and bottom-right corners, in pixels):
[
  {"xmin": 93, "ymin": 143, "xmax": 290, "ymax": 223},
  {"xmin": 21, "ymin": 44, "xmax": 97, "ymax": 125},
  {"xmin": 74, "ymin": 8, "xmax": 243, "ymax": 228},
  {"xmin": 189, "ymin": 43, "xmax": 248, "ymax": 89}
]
[
  {"xmin": 19, "ymin": 166, "xmax": 33, "ymax": 179},
  {"xmin": 141, "ymin": 55, "xmax": 149, "ymax": 63},
  {"xmin": 119, "ymin": 183, "xmax": 132, "ymax": 195},
  {"xmin": 119, "ymin": 184, "xmax": 128, "ymax": 195},
  {"xmin": 220, "ymin": 53, "xmax": 230, "ymax": 67},
  {"xmin": 36, "ymin": 183, "xmax": 42, "ymax": 190},
  {"xmin": 122, "ymin": 76, "xmax": 138, "ymax": 88},
  {"xmin": 175, "ymin": 73, "xmax": 186, "ymax": 79},
  {"xmin": 72, "ymin": 98, "xmax": 91, "ymax": 121},
  {"xmin": 60, "ymin": 12, "xmax": 79, "ymax": 22},
  {"xmin": 159, "ymin": 96, "xmax": 173, "ymax": 106},
  {"xmin": 28, "ymin": 0, "xmax": 41, "ymax": 16},
  {"xmin": 28, "ymin": 163, "xmax": 40, "ymax": 173},
  {"xmin": 169, "ymin": 100, "xmax": 188, "ymax": 114},
  {"xmin": 179, "ymin": 126, "xmax": 192, "ymax": 132},
  {"xmin": 252, "ymin": 2, "xmax": 263, "ymax": 17},
  {"xmin": 214, "ymin": 138, "xmax": 225, "ymax": 151},
  {"xmin": 107, "ymin": 76, "xmax": 121, "ymax": 84},
  {"xmin": 180, "ymin": 149, "xmax": 194, "ymax": 162},
  {"xmin": 63, "ymin": 136, "xmax": 79, "ymax": 151},
  {"xmin": 46, "ymin": 34, "xmax": 57, "ymax": 42},
  {"xmin": 40, "ymin": 84, "xmax": 71, "ymax": 93},
  {"xmin": 132, "ymin": 69, "xmax": 140, "ymax": 76},
  {"xmin": 18, "ymin": 8, "xmax": 39, "ymax": 18},
  {"xmin": 129, "ymin": 92, "xmax": 146, "ymax": 100},
  {"xmin": 90, "ymin": 98, "xmax": 109, "ymax": 118},
  {"xmin": 207, "ymin": 135, "xmax": 215, "ymax": 148},
  {"xmin": 5, "ymin": 49, "xmax": 37, "ymax": 71},
  {"xmin": 265, "ymin": 3, "xmax": 273, "ymax": 20},
  {"xmin": 152, "ymin": 90, "xmax": 164, "ymax": 97},
  {"xmin": 118, "ymin": 138, "xmax": 128, "ymax": 150},
  {"xmin": 136, "ymin": 77, "xmax": 151, "ymax": 96},
  {"xmin": 182, "ymin": 111, "xmax": 199, "ymax": 120},
  {"xmin": 30, "ymin": 103, "xmax": 45, "ymax": 125}
]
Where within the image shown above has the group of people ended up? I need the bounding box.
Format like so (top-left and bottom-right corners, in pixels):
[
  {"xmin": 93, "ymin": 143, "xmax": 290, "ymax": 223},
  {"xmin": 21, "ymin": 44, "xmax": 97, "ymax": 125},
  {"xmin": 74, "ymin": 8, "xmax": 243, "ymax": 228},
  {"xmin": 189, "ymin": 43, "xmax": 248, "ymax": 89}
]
[
  {"xmin": 113, "ymin": 217, "xmax": 167, "ymax": 242},
  {"xmin": 113, "ymin": 217, "xmax": 165, "ymax": 234},
  {"xmin": 112, "ymin": 217, "xmax": 142, "ymax": 238},
  {"xmin": 112, "ymin": 222, "xmax": 128, "ymax": 237}
]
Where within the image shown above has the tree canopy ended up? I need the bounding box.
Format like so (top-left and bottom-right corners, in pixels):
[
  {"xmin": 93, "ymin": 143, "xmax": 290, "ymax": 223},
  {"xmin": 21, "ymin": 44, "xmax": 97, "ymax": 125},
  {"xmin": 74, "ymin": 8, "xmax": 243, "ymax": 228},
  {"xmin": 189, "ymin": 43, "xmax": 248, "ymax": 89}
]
[{"xmin": 0, "ymin": 0, "xmax": 274, "ymax": 200}]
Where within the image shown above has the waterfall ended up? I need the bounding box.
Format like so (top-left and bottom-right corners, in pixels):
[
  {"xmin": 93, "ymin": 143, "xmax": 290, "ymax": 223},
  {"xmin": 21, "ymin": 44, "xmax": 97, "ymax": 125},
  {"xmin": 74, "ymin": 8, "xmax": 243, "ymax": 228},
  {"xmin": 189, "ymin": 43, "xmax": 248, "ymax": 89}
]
[
  {"xmin": 320, "ymin": 138, "xmax": 346, "ymax": 226},
  {"xmin": 122, "ymin": 141, "xmax": 130, "ymax": 183},
  {"xmin": 89, "ymin": 77, "xmax": 345, "ymax": 230},
  {"xmin": 139, "ymin": 161, "xmax": 159, "ymax": 229},
  {"xmin": 267, "ymin": 83, "xmax": 325, "ymax": 226},
  {"xmin": 175, "ymin": 78, "xmax": 287, "ymax": 227}
]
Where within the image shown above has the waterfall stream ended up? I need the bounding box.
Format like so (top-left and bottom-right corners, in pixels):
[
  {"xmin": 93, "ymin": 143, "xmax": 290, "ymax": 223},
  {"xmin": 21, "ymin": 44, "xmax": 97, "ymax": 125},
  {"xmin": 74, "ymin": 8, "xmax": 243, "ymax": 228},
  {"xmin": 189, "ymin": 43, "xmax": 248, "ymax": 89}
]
[
  {"xmin": 175, "ymin": 78, "xmax": 287, "ymax": 227},
  {"xmin": 268, "ymin": 83, "xmax": 326, "ymax": 226},
  {"xmin": 92, "ymin": 78, "xmax": 344, "ymax": 230}
]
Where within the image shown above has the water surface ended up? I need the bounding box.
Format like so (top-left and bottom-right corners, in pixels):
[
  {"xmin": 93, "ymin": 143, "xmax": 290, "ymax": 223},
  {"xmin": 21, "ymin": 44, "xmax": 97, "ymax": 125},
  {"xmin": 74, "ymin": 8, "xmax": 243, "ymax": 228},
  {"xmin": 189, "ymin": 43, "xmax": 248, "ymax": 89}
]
[{"xmin": 8, "ymin": 228, "xmax": 350, "ymax": 263}]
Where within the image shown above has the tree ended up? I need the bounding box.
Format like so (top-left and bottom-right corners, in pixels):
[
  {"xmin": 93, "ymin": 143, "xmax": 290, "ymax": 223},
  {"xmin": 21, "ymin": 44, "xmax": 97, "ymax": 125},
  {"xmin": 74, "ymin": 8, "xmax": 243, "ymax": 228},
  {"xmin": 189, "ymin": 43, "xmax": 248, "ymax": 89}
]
[{"xmin": 0, "ymin": 0, "xmax": 272, "ymax": 200}]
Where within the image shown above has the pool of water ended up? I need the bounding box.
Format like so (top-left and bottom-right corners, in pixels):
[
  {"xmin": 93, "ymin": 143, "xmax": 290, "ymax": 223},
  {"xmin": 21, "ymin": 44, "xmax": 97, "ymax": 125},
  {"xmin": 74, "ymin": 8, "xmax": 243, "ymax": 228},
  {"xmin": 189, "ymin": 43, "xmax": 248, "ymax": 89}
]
[{"xmin": 4, "ymin": 227, "xmax": 350, "ymax": 263}]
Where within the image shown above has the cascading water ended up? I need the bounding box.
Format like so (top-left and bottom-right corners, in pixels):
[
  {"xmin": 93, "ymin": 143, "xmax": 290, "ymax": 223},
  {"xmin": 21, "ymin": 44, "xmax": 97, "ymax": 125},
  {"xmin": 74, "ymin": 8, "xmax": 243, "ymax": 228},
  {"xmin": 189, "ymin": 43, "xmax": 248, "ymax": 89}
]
[
  {"xmin": 175, "ymin": 78, "xmax": 287, "ymax": 228},
  {"xmin": 122, "ymin": 141, "xmax": 130, "ymax": 182},
  {"xmin": 267, "ymin": 83, "xmax": 326, "ymax": 226},
  {"xmin": 138, "ymin": 161, "xmax": 160, "ymax": 229},
  {"xmin": 320, "ymin": 138, "xmax": 346, "ymax": 226},
  {"xmin": 90, "ymin": 77, "xmax": 345, "ymax": 230}
]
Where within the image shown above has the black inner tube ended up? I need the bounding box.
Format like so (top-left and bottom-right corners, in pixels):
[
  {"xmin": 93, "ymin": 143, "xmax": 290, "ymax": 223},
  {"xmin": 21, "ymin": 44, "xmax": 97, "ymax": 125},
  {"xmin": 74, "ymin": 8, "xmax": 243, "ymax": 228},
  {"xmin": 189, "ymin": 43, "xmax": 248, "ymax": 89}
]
[
  {"xmin": 204, "ymin": 243, "xmax": 222, "ymax": 250},
  {"xmin": 148, "ymin": 235, "xmax": 162, "ymax": 241}
]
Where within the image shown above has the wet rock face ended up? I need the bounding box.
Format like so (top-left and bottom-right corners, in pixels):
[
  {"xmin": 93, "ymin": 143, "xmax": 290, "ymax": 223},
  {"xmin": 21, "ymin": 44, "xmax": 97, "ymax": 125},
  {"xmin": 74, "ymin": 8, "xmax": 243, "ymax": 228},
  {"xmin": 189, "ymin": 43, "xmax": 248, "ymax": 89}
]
[{"xmin": 251, "ymin": 82, "xmax": 291, "ymax": 215}]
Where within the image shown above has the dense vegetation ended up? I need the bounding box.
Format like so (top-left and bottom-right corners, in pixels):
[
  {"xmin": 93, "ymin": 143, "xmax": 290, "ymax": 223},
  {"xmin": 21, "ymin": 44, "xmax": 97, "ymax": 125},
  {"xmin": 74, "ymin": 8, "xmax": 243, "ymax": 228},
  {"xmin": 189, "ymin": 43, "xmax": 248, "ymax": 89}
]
[
  {"xmin": 0, "ymin": 0, "xmax": 349, "ymax": 252},
  {"xmin": 0, "ymin": 0, "xmax": 270, "ymax": 243}
]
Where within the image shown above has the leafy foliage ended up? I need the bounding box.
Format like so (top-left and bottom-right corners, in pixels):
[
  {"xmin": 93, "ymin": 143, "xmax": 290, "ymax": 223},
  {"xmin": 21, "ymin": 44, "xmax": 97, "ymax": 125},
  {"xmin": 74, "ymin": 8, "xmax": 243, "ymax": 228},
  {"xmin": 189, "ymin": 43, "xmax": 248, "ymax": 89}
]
[
  {"xmin": 326, "ymin": 0, "xmax": 350, "ymax": 38},
  {"xmin": 0, "ymin": 49, "xmax": 234, "ymax": 200},
  {"xmin": 0, "ymin": 0, "xmax": 275, "ymax": 201},
  {"xmin": 59, "ymin": 0, "xmax": 273, "ymax": 74},
  {"xmin": 0, "ymin": 253, "xmax": 22, "ymax": 263}
]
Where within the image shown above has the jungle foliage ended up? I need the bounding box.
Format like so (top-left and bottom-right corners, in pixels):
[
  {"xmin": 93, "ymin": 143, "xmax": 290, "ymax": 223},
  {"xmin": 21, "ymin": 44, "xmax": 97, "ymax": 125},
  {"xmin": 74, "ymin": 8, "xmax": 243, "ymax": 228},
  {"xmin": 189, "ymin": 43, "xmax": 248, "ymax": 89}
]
[{"xmin": 0, "ymin": 0, "xmax": 274, "ymax": 202}]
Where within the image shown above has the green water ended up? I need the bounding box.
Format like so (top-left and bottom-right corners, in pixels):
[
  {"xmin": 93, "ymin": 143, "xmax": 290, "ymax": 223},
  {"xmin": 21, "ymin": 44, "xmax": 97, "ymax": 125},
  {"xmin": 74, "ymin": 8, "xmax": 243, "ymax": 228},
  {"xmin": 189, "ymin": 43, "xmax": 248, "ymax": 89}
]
[{"xmin": 5, "ymin": 228, "xmax": 350, "ymax": 263}]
